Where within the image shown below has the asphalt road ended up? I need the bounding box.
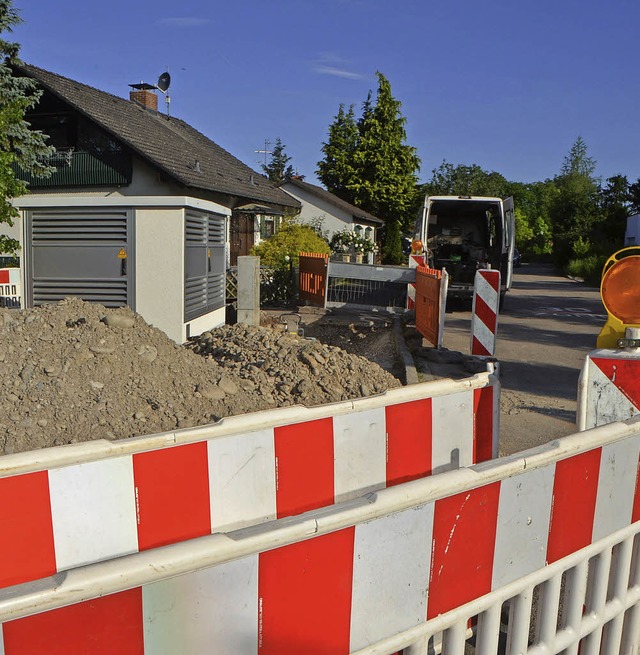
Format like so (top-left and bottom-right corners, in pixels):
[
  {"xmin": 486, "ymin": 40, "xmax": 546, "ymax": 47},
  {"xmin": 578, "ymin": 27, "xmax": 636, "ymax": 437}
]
[{"xmin": 440, "ymin": 262, "xmax": 606, "ymax": 455}]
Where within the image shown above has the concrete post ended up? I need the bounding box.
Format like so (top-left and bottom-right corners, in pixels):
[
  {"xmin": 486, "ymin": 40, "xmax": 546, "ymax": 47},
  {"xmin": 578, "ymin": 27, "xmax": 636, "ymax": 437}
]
[{"xmin": 236, "ymin": 256, "xmax": 260, "ymax": 326}]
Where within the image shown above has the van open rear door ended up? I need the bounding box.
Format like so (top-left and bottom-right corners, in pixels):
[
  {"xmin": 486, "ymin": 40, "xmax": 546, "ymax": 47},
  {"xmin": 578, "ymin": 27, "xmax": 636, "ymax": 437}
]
[{"xmin": 503, "ymin": 197, "xmax": 515, "ymax": 290}]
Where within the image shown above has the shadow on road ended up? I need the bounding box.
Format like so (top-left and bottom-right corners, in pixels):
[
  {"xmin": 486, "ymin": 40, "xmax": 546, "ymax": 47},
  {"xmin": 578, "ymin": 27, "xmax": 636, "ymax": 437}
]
[{"xmin": 499, "ymin": 359, "xmax": 580, "ymax": 400}]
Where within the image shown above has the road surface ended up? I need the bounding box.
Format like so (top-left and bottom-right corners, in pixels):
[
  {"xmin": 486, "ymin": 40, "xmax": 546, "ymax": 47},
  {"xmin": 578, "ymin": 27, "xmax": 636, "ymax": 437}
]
[{"xmin": 441, "ymin": 263, "xmax": 606, "ymax": 455}]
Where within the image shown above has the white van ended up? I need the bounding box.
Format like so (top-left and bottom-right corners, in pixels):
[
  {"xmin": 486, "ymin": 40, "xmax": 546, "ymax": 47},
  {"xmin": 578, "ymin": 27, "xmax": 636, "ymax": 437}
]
[{"xmin": 412, "ymin": 195, "xmax": 515, "ymax": 303}]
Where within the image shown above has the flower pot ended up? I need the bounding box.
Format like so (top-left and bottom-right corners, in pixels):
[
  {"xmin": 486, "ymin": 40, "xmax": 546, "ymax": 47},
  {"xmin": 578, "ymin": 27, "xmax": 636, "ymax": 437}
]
[
  {"xmin": 355, "ymin": 253, "xmax": 363, "ymax": 264},
  {"xmin": 342, "ymin": 254, "xmax": 351, "ymax": 263}
]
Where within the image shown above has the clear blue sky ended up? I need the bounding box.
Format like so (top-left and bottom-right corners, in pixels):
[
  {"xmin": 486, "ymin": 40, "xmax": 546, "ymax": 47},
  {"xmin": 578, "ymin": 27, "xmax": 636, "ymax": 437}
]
[{"xmin": 13, "ymin": 0, "xmax": 640, "ymax": 186}]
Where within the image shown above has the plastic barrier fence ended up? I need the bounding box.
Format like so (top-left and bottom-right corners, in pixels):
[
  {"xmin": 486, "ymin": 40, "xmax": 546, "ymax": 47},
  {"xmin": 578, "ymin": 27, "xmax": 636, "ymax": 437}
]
[
  {"xmin": 577, "ymin": 349, "xmax": 640, "ymax": 430},
  {"xmin": 0, "ymin": 372, "xmax": 499, "ymax": 592},
  {"xmin": 414, "ymin": 266, "xmax": 448, "ymax": 348},
  {"xmin": 298, "ymin": 251, "xmax": 328, "ymax": 307},
  {"xmin": 0, "ymin": 268, "xmax": 20, "ymax": 308},
  {"xmin": 1, "ymin": 417, "xmax": 639, "ymax": 654},
  {"xmin": 471, "ymin": 268, "xmax": 501, "ymax": 357}
]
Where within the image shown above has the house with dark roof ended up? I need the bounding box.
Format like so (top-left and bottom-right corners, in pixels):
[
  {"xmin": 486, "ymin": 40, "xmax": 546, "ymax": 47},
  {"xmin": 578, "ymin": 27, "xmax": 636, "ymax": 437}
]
[
  {"xmin": 7, "ymin": 63, "xmax": 299, "ymax": 342},
  {"xmin": 280, "ymin": 177, "xmax": 384, "ymax": 255}
]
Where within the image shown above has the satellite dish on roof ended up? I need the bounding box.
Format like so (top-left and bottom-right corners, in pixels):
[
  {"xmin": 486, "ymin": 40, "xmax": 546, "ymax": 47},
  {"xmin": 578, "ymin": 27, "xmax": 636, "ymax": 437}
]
[{"xmin": 157, "ymin": 71, "xmax": 171, "ymax": 93}]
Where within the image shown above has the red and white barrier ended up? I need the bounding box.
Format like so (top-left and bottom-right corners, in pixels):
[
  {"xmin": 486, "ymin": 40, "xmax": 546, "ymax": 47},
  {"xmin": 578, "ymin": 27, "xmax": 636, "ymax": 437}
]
[
  {"xmin": 0, "ymin": 268, "xmax": 20, "ymax": 308},
  {"xmin": 406, "ymin": 254, "xmax": 426, "ymax": 310},
  {"xmin": 0, "ymin": 373, "xmax": 499, "ymax": 591},
  {"xmin": 471, "ymin": 269, "xmax": 500, "ymax": 357},
  {"xmin": 1, "ymin": 418, "xmax": 639, "ymax": 653},
  {"xmin": 577, "ymin": 349, "xmax": 640, "ymax": 430}
]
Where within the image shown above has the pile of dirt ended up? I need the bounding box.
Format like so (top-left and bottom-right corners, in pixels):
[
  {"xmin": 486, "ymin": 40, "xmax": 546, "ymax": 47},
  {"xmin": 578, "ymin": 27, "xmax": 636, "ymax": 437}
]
[{"xmin": 0, "ymin": 298, "xmax": 400, "ymax": 455}]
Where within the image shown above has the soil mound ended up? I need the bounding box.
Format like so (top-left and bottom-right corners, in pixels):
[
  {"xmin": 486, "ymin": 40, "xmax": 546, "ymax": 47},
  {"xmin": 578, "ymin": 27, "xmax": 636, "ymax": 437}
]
[{"xmin": 0, "ymin": 299, "xmax": 400, "ymax": 455}]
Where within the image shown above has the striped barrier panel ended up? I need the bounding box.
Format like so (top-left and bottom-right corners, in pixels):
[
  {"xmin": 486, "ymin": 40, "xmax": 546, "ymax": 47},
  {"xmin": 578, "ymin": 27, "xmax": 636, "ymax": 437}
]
[
  {"xmin": 406, "ymin": 253, "xmax": 426, "ymax": 310},
  {"xmin": 0, "ymin": 372, "xmax": 499, "ymax": 593},
  {"xmin": 577, "ymin": 348, "xmax": 640, "ymax": 430},
  {"xmin": 0, "ymin": 417, "xmax": 639, "ymax": 654},
  {"xmin": 0, "ymin": 268, "xmax": 20, "ymax": 309},
  {"xmin": 414, "ymin": 266, "xmax": 448, "ymax": 349},
  {"xmin": 471, "ymin": 268, "xmax": 501, "ymax": 356}
]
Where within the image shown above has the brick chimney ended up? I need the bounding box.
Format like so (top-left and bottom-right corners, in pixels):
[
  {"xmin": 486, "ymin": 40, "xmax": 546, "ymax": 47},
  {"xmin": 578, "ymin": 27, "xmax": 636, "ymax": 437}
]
[{"xmin": 129, "ymin": 83, "xmax": 158, "ymax": 111}]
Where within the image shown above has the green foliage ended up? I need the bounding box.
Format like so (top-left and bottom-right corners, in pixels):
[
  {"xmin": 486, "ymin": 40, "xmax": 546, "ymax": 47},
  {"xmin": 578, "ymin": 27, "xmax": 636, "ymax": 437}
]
[
  {"xmin": 251, "ymin": 219, "xmax": 329, "ymax": 269},
  {"xmin": 549, "ymin": 137, "xmax": 600, "ymax": 265},
  {"xmin": 261, "ymin": 137, "xmax": 294, "ymax": 185},
  {"xmin": 316, "ymin": 104, "xmax": 359, "ymax": 205},
  {"xmin": 0, "ymin": 0, "xmax": 54, "ymax": 255},
  {"xmin": 316, "ymin": 72, "xmax": 420, "ymax": 261},
  {"xmin": 565, "ymin": 255, "xmax": 608, "ymax": 287},
  {"xmin": 572, "ymin": 235, "xmax": 592, "ymax": 258},
  {"xmin": 423, "ymin": 161, "xmax": 509, "ymax": 198},
  {"xmin": 381, "ymin": 220, "xmax": 404, "ymax": 265}
]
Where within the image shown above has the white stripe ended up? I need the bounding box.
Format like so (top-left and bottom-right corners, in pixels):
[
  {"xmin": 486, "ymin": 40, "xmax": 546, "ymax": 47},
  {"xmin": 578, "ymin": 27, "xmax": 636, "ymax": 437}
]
[
  {"xmin": 143, "ymin": 555, "xmax": 258, "ymax": 654},
  {"xmin": 333, "ymin": 408, "xmax": 387, "ymax": 502},
  {"xmin": 350, "ymin": 503, "xmax": 434, "ymax": 651},
  {"xmin": 471, "ymin": 313, "xmax": 496, "ymax": 354},
  {"xmin": 208, "ymin": 429, "xmax": 277, "ymax": 532},
  {"xmin": 49, "ymin": 457, "xmax": 138, "ymax": 571},
  {"xmin": 492, "ymin": 465, "xmax": 555, "ymax": 589},
  {"xmin": 474, "ymin": 272, "xmax": 499, "ymax": 309},
  {"xmin": 431, "ymin": 391, "xmax": 474, "ymax": 473},
  {"xmin": 593, "ymin": 435, "xmax": 640, "ymax": 542},
  {"xmin": 583, "ymin": 358, "xmax": 640, "ymax": 429}
]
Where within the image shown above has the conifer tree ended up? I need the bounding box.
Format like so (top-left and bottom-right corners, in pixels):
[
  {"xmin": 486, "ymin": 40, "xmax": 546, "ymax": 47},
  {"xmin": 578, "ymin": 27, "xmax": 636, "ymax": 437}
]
[
  {"xmin": 261, "ymin": 137, "xmax": 294, "ymax": 185},
  {"xmin": 316, "ymin": 104, "xmax": 359, "ymax": 204},
  {"xmin": 0, "ymin": 0, "xmax": 54, "ymax": 255},
  {"xmin": 317, "ymin": 72, "xmax": 420, "ymax": 263}
]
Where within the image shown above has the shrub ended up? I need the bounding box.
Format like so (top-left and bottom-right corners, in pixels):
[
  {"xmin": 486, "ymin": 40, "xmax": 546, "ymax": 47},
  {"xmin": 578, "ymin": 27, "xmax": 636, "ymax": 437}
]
[
  {"xmin": 251, "ymin": 221, "xmax": 330, "ymax": 269},
  {"xmin": 566, "ymin": 254, "xmax": 607, "ymax": 287}
]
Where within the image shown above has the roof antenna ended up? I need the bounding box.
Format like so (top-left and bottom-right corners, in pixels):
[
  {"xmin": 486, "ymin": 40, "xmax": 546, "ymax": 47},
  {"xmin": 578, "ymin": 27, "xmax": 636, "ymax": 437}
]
[{"xmin": 156, "ymin": 70, "xmax": 171, "ymax": 116}]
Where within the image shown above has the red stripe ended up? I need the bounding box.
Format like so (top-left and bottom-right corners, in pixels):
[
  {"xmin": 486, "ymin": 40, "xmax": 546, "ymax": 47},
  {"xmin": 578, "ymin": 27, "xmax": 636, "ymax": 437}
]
[
  {"xmin": 473, "ymin": 386, "xmax": 494, "ymax": 462},
  {"xmin": 275, "ymin": 418, "xmax": 334, "ymax": 518},
  {"xmin": 479, "ymin": 269, "xmax": 500, "ymax": 292},
  {"xmin": 592, "ymin": 357, "xmax": 640, "ymax": 410},
  {"xmin": 3, "ymin": 588, "xmax": 144, "ymax": 654},
  {"xmin": 385, "ymin": 398, "xmax": 433, "ymax": 485},
  {"xmin": 133, "ymin": 442, "xmax": 211, "ymax": 550},
  {"xmin": 471, "ymin": 335, "xmax": 491, "ymax": 357},
  {"xmin": 0, "ymin": 472, "xmax": 57, "ymax": 589},
  {"xmin": 474, "ymin": 294, "xmax": 497, "ymax": 333},
  {"xmin": 0, "ymin": 270, "xmax": 9, "ymax": 284},
  {"xmin": 258, "ymin": 528, "xmax": 355, "ymax": 654},
  {"xmin": 427, "ymin": 482, "xmax": 500, "ymax": 618},
  {"xmin": 547, "ymin": 449, "xmax": 601, "ymax": 564}
]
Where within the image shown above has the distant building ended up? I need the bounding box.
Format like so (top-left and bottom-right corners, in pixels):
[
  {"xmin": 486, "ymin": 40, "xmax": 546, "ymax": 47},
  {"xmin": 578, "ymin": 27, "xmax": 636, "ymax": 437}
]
[{"xmin": 626, "ymin": 214, "xmax": 640, "ymax": 246}]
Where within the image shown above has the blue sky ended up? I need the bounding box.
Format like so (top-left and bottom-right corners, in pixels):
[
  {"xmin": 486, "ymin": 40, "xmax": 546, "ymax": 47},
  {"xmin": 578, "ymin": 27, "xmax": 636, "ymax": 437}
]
[{"xmin": 13, "ymin": 0, "xmax": 640, "ymax": 186}]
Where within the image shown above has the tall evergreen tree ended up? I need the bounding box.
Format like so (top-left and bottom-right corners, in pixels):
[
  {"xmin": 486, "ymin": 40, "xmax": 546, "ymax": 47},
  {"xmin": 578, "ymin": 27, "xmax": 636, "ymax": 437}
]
[
  {"xmin": 0, "ymin": 0, "xmax": 54, "ymax": 255},
  {"xmin": 261, "ymin": 137, "xmax": 294, "ymax": 185},
  {"xmin": 316, "ymin": 104, "xmax": 359, "ymax": 204},
  {"xmin": 317, "ymin": 72, "xmax": 420, "ymax": 264},
  {"xmin": 549, "ymin": 136, "xmax": 600, "ymax": 265}
]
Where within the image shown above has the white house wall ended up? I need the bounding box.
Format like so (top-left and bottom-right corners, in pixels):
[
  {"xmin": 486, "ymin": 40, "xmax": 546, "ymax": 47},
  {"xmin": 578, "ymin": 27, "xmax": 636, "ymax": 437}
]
[
  {"xmin": 282, "ymin": 185, "xmax": 355, "ymax": 238},
  {"xmin": 626, "ymin": 214, "xmax": 640, "ymax": 246},
  {"xmin": 134, "ymin": 208, "xmax": 184, "ymax": 343}
]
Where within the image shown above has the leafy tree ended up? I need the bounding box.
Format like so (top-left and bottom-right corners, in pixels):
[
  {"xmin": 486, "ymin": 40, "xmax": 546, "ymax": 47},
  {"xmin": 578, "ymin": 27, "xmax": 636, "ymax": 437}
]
[
  {"xmin": 317, "ymin": 72, "xmax": 420, "ymax": 264},
  {"xmin": 423, "ymin": 161, "xmax": 509, "ymax": 198},
  {"xmin": 629, "ymin": 178, "xmax": 640, "ymax": 214},
  {"xmin": 261, "ymin": 137, "xmax": 294, "ymax": 185},
  {"xmin": 549, "ymin": 137, "xmax": 600, "ymax": 265},
  {"xmin": 0, "ymin": 0, "xmax": 54, "ymax": 255},
  {"xmin": 316, "ymin": 104, "xmax": 359, "ymax": 205},
  {"xmin": 597, "ymin": 174, "xmax": 630, "ymax": 246}
]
